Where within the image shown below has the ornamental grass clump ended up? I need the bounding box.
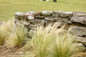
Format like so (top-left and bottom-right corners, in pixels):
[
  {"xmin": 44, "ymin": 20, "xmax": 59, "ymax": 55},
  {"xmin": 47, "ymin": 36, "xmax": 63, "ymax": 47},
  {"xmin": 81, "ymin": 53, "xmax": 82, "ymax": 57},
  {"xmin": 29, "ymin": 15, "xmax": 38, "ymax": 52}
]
[
  {"xmin": 24, "ymin": 24, "xmax": 58, "ymax": 57},
  {"xmin": 15, "ymin": 25, "xmax": 27, "ymax": 47},
  {"xmin": 0, "ymin": 25, "xmax": 7, "ymax": 45},
  {"xmin": 0, "ymin": 20, "xmax": 14, "ymax": 45},
  {"xmin": 23, "ymin": 23, "xmax": 79, "ymax": 57},
  {"xmin": 6, "ymin": 25, "xmax": 27, "ymax": 48},
  {"xmin": 51, "ymin": 34, "xmax": 78, "ymax": 57}
]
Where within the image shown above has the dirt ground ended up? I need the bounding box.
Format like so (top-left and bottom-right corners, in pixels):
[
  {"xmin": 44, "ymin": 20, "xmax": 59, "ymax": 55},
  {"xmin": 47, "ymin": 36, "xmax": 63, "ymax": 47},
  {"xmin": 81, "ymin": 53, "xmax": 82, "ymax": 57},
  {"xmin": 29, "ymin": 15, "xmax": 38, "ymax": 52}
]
[
  {"xmin": 0, "ymin": 46, "xmax": 24, "ymax": 57},
  {"xmin": 1, "ymin": 46, "xmax": 86, "ymax": 57}
]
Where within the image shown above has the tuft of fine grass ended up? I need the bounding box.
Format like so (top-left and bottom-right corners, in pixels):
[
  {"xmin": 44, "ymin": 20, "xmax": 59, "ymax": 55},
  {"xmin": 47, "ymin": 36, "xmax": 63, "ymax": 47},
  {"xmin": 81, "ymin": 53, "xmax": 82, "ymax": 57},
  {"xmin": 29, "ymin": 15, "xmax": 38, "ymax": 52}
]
[
  {"xmin": 6, "ymin": 25, "xmax": 27, "ymax": 48},
  {"xmin": 51, "ymin": 34, "xmax": 78, "ymax": 57},
  {"xmin": 24, "ymin": 24, "xmax": 58, "ymax": 57},
  {"xmin": 0, "ymin": 25, "xmax": 7, "ymax": 45},
  {"xmin": 15, "ymin": 25, "xmax": 27, "ymax": 47},
  {"xmin": 0, "ymin": 20, "xmax": 14, "ymax": 45}
]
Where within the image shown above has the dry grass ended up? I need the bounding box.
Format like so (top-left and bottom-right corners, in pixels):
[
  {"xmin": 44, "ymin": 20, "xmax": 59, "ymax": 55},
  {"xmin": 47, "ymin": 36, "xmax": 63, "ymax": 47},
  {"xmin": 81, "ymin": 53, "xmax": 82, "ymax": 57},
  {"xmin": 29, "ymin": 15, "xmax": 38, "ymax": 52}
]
[
  {"xmin": 23, "ymin": 24, "xmax": 57, "ymax": 57},
  {"xmin": 23, "ymin": 24, "xmax": 79, "ymax": 57},
  {"xmin": 0, "ymin": 21, "xmax": 79, "ymax": 57},
  {"xmin": 6, "ymin": 25, "xmax": 27, "ymax": 48},
  {"xmin": 0, "ymin": 20, "xmax": 13, "ymax": 45},
  {"xmin": 51, "ymin": 34, "xmax": 78, "ymax": 57},
  {"xmin": 15, "ymin": 25, "xmax": 27, "ymax": 47}
]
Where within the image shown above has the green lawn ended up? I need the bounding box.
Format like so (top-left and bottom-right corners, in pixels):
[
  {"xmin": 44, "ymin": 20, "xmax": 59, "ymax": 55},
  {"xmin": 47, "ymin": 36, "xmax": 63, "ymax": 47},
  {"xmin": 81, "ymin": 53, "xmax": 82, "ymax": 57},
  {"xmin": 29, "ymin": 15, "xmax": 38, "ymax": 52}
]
[{"xmin": 0, "ymin": 0, "xmax": 86, "ymax": 21}]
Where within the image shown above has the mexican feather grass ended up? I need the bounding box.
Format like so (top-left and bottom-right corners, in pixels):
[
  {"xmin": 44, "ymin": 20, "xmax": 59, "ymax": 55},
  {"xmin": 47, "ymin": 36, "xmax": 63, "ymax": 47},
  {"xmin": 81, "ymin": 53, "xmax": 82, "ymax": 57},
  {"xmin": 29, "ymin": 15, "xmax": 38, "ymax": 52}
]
[{"xmin": 24, "ymin": 24, "xmax": 78, "ymax": 57}]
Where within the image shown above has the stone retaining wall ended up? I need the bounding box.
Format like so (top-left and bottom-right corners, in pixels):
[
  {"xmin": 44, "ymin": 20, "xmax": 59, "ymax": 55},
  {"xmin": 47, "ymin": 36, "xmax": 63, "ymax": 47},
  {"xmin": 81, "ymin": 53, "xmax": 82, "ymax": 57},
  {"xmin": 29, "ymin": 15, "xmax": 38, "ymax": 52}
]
[{"xmin": 14, "ymin": 11, "xmax": 86, "ymax": 51}]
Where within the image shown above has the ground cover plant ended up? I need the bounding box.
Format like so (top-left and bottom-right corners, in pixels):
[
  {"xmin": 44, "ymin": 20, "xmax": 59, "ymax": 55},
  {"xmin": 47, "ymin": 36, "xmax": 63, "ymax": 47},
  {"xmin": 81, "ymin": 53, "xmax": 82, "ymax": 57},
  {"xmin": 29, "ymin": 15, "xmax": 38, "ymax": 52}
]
[
  {"xmin": 0, "ymin": 20, "xmax": 27, "ymax": 48},
  {"xmin": 0, "ymin": 0, "xmax": 86, "ymax": 21}
]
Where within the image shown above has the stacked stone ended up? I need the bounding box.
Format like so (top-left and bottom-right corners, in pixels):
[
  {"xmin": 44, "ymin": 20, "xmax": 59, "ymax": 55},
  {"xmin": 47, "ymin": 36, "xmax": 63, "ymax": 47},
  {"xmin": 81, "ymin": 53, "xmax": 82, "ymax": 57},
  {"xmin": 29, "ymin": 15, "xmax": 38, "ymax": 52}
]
[
  {"xmin": 68, "ymin": 12, "xmax": 86, "ymax": 51},
  {"xmin": 15, "ymin": 11, "xmax": 86, "ymax": 51},
  {"xmin": 15, "ymin": 11, "xmax": 73, "ymax": 27}
]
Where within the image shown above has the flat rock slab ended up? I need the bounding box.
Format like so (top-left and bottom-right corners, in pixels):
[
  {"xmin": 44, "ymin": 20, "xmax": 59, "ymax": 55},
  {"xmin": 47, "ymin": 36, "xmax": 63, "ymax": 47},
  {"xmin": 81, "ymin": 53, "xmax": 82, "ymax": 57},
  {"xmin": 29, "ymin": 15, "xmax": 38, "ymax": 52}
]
[
  {"xmin": 59, "ymin": 11, "xmax": 73, "ymax": 18},
  {"xmin": 42, "ymin": 11, "xmax": 52, "ymax": 16},
  {"xmin": 71, "ymin": 16, "xmax": 86, "ymax": 25},
  {"xmin": 68, "ymin": 26, "xmax": 86, "ymax": 37},
  {"xmin": 73, "ymin": 12, "xmax": 86, "ymax": 17}
]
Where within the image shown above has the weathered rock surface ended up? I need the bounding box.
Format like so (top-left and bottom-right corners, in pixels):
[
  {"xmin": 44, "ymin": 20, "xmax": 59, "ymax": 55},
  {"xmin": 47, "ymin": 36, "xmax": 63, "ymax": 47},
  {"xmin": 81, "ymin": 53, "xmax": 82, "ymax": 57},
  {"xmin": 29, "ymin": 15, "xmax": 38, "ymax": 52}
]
[
  {"xmin": 59, "ymin": 11, "xmax": 73, "ymax": 18},
  {"xmin": 73, "ymin": 12, "xmax": 86, "ymax": 17},
  {"xmin": 71, "ymin": 16, "xmax": 86, "ymax": 25},
  {"xmin": 68, "ymin": 26, "xmax": 86, "ymax": 37},
  {"xmin": 75, "ymin": 43, "xmax": 86, "ymax": 52},
  {"xmin": 42, "ymin": 11, "xmax": 52, "ymax": 16},
  {"xmin": 52, "ymin": 11, "xmax": 60, "ymax": 17},
  {"xmin": 76, "ymin": 37, "xmax": 86, "ymax": 47}
]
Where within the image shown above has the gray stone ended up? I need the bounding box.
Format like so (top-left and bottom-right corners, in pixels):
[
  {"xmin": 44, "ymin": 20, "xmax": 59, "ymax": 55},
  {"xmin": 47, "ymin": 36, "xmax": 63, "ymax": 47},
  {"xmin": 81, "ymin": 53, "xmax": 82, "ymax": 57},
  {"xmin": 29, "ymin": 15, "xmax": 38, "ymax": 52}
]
[
  {"xmin": 61, "ymin": 18, "xmax": 71, "ymax": 24},
  {"xmin": 14, "ymin": 11, "xmax": 86, "ymax": 46},
  {"xmin": 35, "ymin": 16, "xmax": 45, "ymax": 19},
  {"xmin": 42, "ymin": 11, "xmax": 52, "ymax": 16},
  {"xmin": 68, "ymin": 26, "xmax": 86, "ymax": 49},
  {"xmin": 76, "ymin": 43, "xmax": 86, "ymax": 52},
  {"xmin": 56, "ymin": 17, "xmax": 71, "ymax": 24},
  {"xmin": 28, "ymin": 30, "xmax": 34, "ymax": 37},
  {"xmin": 15, "ymin": 12, "xmax": 25, "ymax": 20},
  {"xmin": 34, "ymin": 19, "xmax": 45, "ymax": 26},
  {"xmin": 25, "ymin": 11, "xmax": 35, "ymax": 20},
  {"xmin": 15, "ymin": 12, "xmax": 25, "ymax": 17},
  {"xmin": 71, "ymin": 16, "xmax": 86, "ymax": 25},
  {"xmin": 35, "ymin": 19, "xmax": 44, "ymax": 23},
  {"xmin": 52, "ymin": 11, "xmax": 60, "ymax": 17},
  {"xmin": 45, "ymin": 17, "xmax": 57, "ymax": 22},
  {"xmin": 68, "ymin": 26, "xmax": 86, "ymax": 37},
  {"xmin": 75, "ymin": 37, "xmax": 86, "ymax": 49},
  {"xmin": 76, "ymin": 37, "xmax": 86, "ymax": 44},
  {"xmin": 73, "ymin": 12, "xmax": 86, "ymax": 17},
  {"xmin": 59, "ymin": 12, "xmax": 73, "ymax": 18},
  {"xmin": 34, "ymin": 12, "xmax": 42, "ymax": 16},
  {"xmin": 27, "ymin": 15, "xmax": 34, "ymax": 20}
]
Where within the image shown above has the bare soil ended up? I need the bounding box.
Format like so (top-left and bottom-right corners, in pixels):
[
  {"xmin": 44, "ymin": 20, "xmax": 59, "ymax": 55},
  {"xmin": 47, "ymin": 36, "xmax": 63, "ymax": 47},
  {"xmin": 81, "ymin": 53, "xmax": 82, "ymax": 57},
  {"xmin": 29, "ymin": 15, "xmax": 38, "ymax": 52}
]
[{"xmin": 0, "ymin": 46, "xmax": 24, "ymax": 57}]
